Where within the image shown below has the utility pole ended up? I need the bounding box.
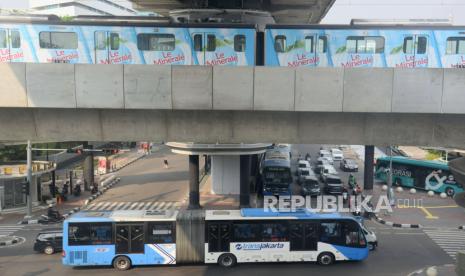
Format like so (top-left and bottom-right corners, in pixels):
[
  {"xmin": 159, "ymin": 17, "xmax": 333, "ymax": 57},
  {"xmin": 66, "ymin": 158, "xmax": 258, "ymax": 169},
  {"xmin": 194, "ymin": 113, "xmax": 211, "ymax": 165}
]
[{"xmin": 25, "ymin": 140, "xmax": 32, "ymax": 219}]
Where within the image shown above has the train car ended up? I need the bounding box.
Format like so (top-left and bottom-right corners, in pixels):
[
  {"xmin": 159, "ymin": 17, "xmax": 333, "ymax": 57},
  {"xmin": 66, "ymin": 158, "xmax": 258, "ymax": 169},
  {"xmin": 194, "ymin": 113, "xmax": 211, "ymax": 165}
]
[
  {"xmin": 0, "ymin": 15, "xmax": 256, "ymax": 66},
  {"xmin": 265, "ymin": 24, "xmax": 465, "ymax": 68}
]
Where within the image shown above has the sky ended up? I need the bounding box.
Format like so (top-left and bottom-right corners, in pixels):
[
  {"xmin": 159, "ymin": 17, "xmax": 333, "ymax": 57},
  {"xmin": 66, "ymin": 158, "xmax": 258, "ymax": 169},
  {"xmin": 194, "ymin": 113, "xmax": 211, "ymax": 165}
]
[
  {"xmin": 321, "ymin": 0, "xmax": 465, "ymax": 25},
  {"xmin": 0, "ymin": 0, "xmax": 29, "ymax": 10}
]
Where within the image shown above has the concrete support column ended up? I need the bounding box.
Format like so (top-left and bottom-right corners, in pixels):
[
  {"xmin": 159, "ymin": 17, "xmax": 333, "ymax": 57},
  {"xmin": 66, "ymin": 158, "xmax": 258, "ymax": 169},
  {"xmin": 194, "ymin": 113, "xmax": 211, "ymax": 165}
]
[
  {"xmin": 240, "ymin": 155, "xmax": 251, "ymax": 208},
  {"xmin": 83, "ymin": 144, "xmax": 94, "ymax": 191},
  {"xmin": 364, "ymin": 145, "xmax": 375, "ymax": 190},
  {"xmin": 188, "ymin": 155, "xmax": 200, "ymax": 209},
  {"xmin": 51, "ymin": 171, "xmax": 56, "ymax": 197}
]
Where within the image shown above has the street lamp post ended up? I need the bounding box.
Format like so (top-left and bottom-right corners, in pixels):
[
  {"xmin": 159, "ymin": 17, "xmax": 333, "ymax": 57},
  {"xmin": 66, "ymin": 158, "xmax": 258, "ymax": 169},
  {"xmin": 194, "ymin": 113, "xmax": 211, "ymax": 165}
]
[{"xmin": 25, "ymin": 140, "xmax": 32, "ymax": 219}]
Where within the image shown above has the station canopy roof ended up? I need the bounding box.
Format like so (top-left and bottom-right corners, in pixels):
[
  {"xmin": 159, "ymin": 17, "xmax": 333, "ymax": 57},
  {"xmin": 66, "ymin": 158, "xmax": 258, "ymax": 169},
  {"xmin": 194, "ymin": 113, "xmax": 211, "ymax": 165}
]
[{"xmin": 130, "ymin": 0, "xmax": 335, "ymax": 24}]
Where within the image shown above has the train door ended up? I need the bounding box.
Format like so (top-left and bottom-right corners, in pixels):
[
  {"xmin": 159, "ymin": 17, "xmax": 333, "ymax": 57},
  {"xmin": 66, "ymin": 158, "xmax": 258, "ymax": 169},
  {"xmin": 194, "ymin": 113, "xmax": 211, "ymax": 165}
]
[
  {"xmin": 403, "ymin": 35, "xmax": 428, "ymax": 67},
  {"xmin": 192, "ymin": 32, "xmax": 216, "ymax": 65},
  {"xmin": 115, "ymin": 224, "xmax": 145, "ymax": 254},
  {"xmin": 207, "ymin": 222, "xmax": 231, "ymax": 252},
  {"xmin": 94, "ymin": 31, "xmax": 120, "ymax": 64},
  {"xmin": 0, "ymin": 28, "xmax": 21, "ymax": 62}
]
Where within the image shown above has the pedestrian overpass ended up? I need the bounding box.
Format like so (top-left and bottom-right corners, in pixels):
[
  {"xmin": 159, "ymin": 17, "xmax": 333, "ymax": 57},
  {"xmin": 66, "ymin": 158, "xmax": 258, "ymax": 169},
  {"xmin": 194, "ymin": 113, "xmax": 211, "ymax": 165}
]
[{"xmin": 1, "ymin": 63, "xmax": 464, "ymax": 148}]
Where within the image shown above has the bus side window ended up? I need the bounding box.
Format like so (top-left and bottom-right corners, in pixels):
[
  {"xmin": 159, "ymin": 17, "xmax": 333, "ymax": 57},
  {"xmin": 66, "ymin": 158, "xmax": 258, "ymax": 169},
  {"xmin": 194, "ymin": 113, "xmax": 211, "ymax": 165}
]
[
  {"xmin": 147, "ymin": 222, "xmax": 176, "ymax": 243},
  {"xmin": 68, "ymin": 223, "xmax": 92, "ymax": 245},
  {"xmin": 233, "ymin": 223, "xmax": 260, "ymax": 242},
  {"xmin": 274, "ymin": 35, "xmax": 286, "ymax": 53},
  {"xmin": 90, "ymin": 223, "xmax": 112, "ymax": 244},
  {"xmin": 319, "ymin": 221, "xmax": 342, "ymax": 244},
  {"xmin": 262, "ymin": 222, "xmax": 288, "ymax": 242},
  {"xmin": 343, "ymin": 221, "xmax": 365, "ymax": 247}
]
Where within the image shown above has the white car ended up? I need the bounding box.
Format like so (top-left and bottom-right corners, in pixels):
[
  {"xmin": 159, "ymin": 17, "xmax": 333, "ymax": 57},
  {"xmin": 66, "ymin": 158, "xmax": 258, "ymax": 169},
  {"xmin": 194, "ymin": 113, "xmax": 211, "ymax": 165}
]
[
  {"xmin": 319, "ymin": 164, "xmax": 338, "ymax": 182},
  {"xmin": 319, "ymin": 150, "xmax": 334, "ymax": 165},
  {"xmin": 360, "ymin": 223, "xmax": 378, "ymax": 251},
  {"xmin": 297, "ymin": 160, "xmax": 311, "ymax": 169},
  {"xmin": 331, "ymin": 148, "xmax": 344, "ymax": 161}
]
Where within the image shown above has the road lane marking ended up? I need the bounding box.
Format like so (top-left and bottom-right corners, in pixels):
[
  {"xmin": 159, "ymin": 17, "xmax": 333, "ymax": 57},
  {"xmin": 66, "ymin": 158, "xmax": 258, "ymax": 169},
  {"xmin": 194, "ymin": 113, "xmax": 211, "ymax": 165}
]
[{"xmin": 419, "ymin": 207, "xmax": 439, "ymax": 219}]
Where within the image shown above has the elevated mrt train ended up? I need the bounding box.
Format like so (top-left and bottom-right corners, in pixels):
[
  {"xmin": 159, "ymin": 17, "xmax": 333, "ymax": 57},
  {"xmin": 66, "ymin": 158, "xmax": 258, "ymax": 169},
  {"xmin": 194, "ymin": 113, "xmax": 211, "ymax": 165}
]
[{"xmin": 1, "ymin": 15, "xmax": 465, "ymax": 68}]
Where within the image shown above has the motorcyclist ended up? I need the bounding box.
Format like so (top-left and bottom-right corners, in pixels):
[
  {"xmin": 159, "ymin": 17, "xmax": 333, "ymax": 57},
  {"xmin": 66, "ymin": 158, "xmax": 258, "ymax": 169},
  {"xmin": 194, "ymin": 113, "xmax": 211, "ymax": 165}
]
[
  {"xmin": 348, "ymin": 173, "xmax": 357, "ymax": 190},
  {"xmin": 47, "ymin": 204, "xmax": 61, "ymax": 220}
]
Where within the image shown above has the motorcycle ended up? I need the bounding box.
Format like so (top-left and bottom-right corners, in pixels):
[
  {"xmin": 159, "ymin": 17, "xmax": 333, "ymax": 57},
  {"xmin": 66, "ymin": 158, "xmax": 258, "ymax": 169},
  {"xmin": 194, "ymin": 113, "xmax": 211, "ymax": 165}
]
[
  {"xmin": 38, "ymin": 208, "xmax": 64, "ymax": 224},
  {"xmin": 73, "ymin": 184, "xmax": 81, "ymax": 196}
]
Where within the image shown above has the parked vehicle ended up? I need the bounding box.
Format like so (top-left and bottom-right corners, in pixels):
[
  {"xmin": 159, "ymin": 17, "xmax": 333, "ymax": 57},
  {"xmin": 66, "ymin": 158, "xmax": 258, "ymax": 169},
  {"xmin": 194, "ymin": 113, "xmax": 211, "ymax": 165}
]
[
  {"xmin": 301, "ymin": 176, "xmax": 321, "ymax": 196},
  {"xmin": 331, "ymin": 148, "xmax": 344, "ymax": 162},
  {"xmin": 340, "ymin": 158, "xmax": 359, "ymax": 172},
  {"xmin": 33, "ymin": 229, "xmax": 63, "ymax": 255},
  {"xmin": 324, "ymin": 175, "xmax": 344, "ymax": 195},
  {"xmin": 319, "ymin": 150, "xmax": 334, "ymax": 165}
]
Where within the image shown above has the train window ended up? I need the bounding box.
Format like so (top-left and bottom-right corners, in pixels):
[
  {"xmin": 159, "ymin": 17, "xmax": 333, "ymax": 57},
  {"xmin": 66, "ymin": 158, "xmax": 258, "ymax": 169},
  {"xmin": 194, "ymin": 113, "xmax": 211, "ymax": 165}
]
[
  {"xmin": 417, "ymin": 36, "xmax": 427, "ymax": 54},
  {"xmin": 10, "ymin": 30, "xmax": 20, "ymax": 48},
  {"xmin": 95, "ymin": 31, "xmax": 106, "ymax": 50},
  {"xmin": 206, "ymin": 34, "xmax": 216, "ymax": 52},
  {"xmin": 305, "ymin": 36, "xmax": 314, "ymax": 53},
  {"xmin": 39, "ymin": 32, "xmax": 78, "ymax": 49},
  {"xmin": 194, "ymin": 34, "xmax": 202, "ymax": 51},
  {"xmin": 346, "ymin": 36, "xmax": 384, "ymax": 54},
  {"xmin": 137, "ymin": 33, "xmax": 175, "ymax": 51},
  {"xmin": 446, "ymin": 37, "xmax": 465, "ymax": 54},
  {"xmin": 318, "ymin": 36, "xmax": 327, "ymax": 53},
  {"xmin": 110, "ymin": 33, "xmax": 119, "ymax": 50},
  {"xmin": 234, "ymin": 34, "xmax": 246, "ymax": 52},
  {"xmin": 0, "ymin": 30, "xmax": 6, "ymax": 48},
  {"xmin": 403, "ymin": 37, "xmax": 414, "ymax": 54},
  {"xmin": 274, "ymin": 35, "xmax": 286, "ymax": 53}
]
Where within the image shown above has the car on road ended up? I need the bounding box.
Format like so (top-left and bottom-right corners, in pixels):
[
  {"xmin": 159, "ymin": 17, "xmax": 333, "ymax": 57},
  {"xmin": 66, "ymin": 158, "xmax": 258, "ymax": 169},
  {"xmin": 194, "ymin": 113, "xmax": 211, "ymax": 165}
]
[
  {"xmin": 324, "ymin": 175, "xmax": 344, "ymax": 195},
  {"xmin": 301, "ymin": 176, "xmax": 321, "ymax": 196},
  {"xmin": 297, "ymin": 167, "xmax": 314, "ymax": 184},
  {"xmin": 340, "ymin": 158, "xmax": 359, "ymax": 172},
  {"xmin": 319, "ymin": 164, "xmax": 338, "ymax": 182},
  {"xmin": 314, "ymin": 157, "xmax": 330, "ymax": 174},
  {"xmin": 331, "ymin": 148, "xmax": 344, "ymax": 161},
  {"xmin": 33, "ymin": 229, "xmax": 63, "ymax": 255},
  {"xmin": 319, "ymin": 150, "xmax": 334, "ymax": 165}
]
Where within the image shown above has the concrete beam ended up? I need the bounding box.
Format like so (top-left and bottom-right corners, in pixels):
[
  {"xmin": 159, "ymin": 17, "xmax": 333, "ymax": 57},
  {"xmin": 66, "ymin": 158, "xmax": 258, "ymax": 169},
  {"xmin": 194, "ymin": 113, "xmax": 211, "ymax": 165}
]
[
  {"xmin": 172, "ymin": 66, "xmax": 212, "ymax": 110},
  {"xmin": 442, "ymin": 69, "xmax": 465, "ymax": 114},
  {"xmin": 0, "ymin": 63, "xmax": 27, "ymax": 107},
  {"xmin": 26, "ymin": 63, "xmax": 76, "ymax": 108},
  {"xmin": 2, "ymin": 108, "xmax": 465, "ymax": 148},
  {"xmin": 254, "ymin": 67, "xmax": 295, "ymax": 111},
  {"xmin": 76, "ymin": 64, "xmax": 124, "ymax": 108},
  {"xmin": 213, "ymin": 66, "xmax": 253, "ymax": 110}
]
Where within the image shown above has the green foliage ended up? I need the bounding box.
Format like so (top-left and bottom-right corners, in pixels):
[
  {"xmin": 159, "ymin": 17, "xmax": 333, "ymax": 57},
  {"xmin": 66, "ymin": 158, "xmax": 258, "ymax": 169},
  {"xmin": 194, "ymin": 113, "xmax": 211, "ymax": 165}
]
[
  {"xmin": 426, "ymin": 149, "xmax": 442, "ymax": 161},
  {"xmin": 390, "ymin": 45, "xmax": 403, "ymax": 55},
  {"xmin": 215, "ymin": 38, "xmax": 233, "ymax": 48},
  {"xmin": 335, "ymin": 45, "xmax": 346, "ymax": 54},
  {"xmin": 60, "ymin": 15, "xmax": 73, "ymax": 22},
  {"xmin": 284, "ymin": 39, "xmax": 305, "ymax": 52}
]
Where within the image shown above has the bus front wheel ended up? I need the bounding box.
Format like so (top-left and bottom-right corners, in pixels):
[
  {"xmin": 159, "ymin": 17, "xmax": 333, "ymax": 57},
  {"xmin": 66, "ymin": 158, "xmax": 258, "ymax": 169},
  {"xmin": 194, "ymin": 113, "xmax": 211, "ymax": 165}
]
[
  {"xmin": 445, "ymin": 187, "xmax": 455, "ymax": 197},
  {"xmin": 218, "ymin": 253, "xmax": 237, "ymax": 268},
  {"xmin": 113, "ymin": 256, "xmax": 131, "ymax": 271},
  {"xmin": 317, "ymin": 252, "xmax": 335, "ymax": 266}
]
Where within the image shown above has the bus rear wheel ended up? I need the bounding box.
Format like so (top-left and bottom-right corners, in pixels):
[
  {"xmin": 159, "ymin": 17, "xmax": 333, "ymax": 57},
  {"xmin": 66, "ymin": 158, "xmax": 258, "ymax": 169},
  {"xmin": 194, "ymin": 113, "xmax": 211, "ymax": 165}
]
[
  {"xmin": 113, "ymin": 256, "xmax": 131, "ymax": 271},
  {"xmin": 445, "ymin": 187, "xmax": 455, "ymax": 197},
  {"xmin": 218, "ymin": 253, "xmax": 237, "ymax": 268},
  {"xmin": 317, "ymin": 252, "xmax": 335, "ymax": 266}
]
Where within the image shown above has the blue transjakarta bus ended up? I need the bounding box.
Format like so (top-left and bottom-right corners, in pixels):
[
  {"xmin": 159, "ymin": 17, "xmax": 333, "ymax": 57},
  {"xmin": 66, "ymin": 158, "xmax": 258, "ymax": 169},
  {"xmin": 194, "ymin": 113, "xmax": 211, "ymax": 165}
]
[
  {"xmin": 205, "ymin": 209, "xmax": 369, "ymax": 267},
  {"xmin": 63, "ymin": 208, "xmax": 368, "ymax": 270},
  {"xmin": 259, "ymin": 147, "xmax": 292, "ymax": 196},
  {"xmin": 375, "ymin": 156, "xmax": 464, "ymax": 197},
  {"xmin": 63, "ymin": 210, "xmax": 177, "ymax": 270}
]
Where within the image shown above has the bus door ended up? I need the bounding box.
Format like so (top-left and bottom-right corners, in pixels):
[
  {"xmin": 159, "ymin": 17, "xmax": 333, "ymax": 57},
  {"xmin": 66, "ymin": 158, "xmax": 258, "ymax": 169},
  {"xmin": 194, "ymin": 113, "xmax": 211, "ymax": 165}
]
[
  {"xmin": 0, "ymin": 28, "xmax": 21, "ymax": 62},
  {"xmin": 289, "ymin": 222, "xmax": 318, "ymax": 253},
  {"xmin": 115, "ymin": 224, "xmax": 145, "ymax": 254},
  {"xmin": 192, "ymin": 32, "xmax": 216, "ymax": 65},
  {"xmin": 403, "ymin": 35, "xmax": 428, "ymax": 67},
  {"xmin": 94, "ymin": 31, "xmax": 120, "ymax": 64},
  {"xmin": 207, "ymin": 223, "xmax": 231, "ymax": 252},
  {"xmin": 414, "ymin": 167, "xmax": 429, "ymax": 189}
]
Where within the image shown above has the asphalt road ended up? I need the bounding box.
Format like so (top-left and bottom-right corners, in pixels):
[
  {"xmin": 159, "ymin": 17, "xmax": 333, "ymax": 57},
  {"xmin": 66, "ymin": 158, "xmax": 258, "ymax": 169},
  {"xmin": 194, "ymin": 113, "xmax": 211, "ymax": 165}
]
[{"xmin": 0, "ymin": 144, "xmax": 456, "ymax": 276}]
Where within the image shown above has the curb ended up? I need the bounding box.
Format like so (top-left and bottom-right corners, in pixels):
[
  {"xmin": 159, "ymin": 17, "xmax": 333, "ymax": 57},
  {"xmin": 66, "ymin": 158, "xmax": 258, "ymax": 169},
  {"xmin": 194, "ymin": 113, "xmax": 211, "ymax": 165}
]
[
  {"xmin": 0, "ymin": 236, "xmax": 20, "ymax": 246},
  {"xmin": 64, "ymin": 177, "xmax": 121, "ymax": 218},
  {"xmin": 374, "ymin": 214, "xmax": 422, "ymax": 228}
]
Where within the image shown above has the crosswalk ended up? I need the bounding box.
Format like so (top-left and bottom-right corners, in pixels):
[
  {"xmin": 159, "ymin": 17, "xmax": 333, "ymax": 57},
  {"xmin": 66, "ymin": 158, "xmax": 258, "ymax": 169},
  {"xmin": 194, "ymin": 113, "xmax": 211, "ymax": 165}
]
[
  {"xmin": 0, "ymin": 225, "xmax": 24, "ymax": 237},
  {"xmin": 83, "ymin": 201, "xmax": 180, "ymax": 212},
  {"xmin": 423, "ymin": 228, "xmax": 465, "ymax": 259}
]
